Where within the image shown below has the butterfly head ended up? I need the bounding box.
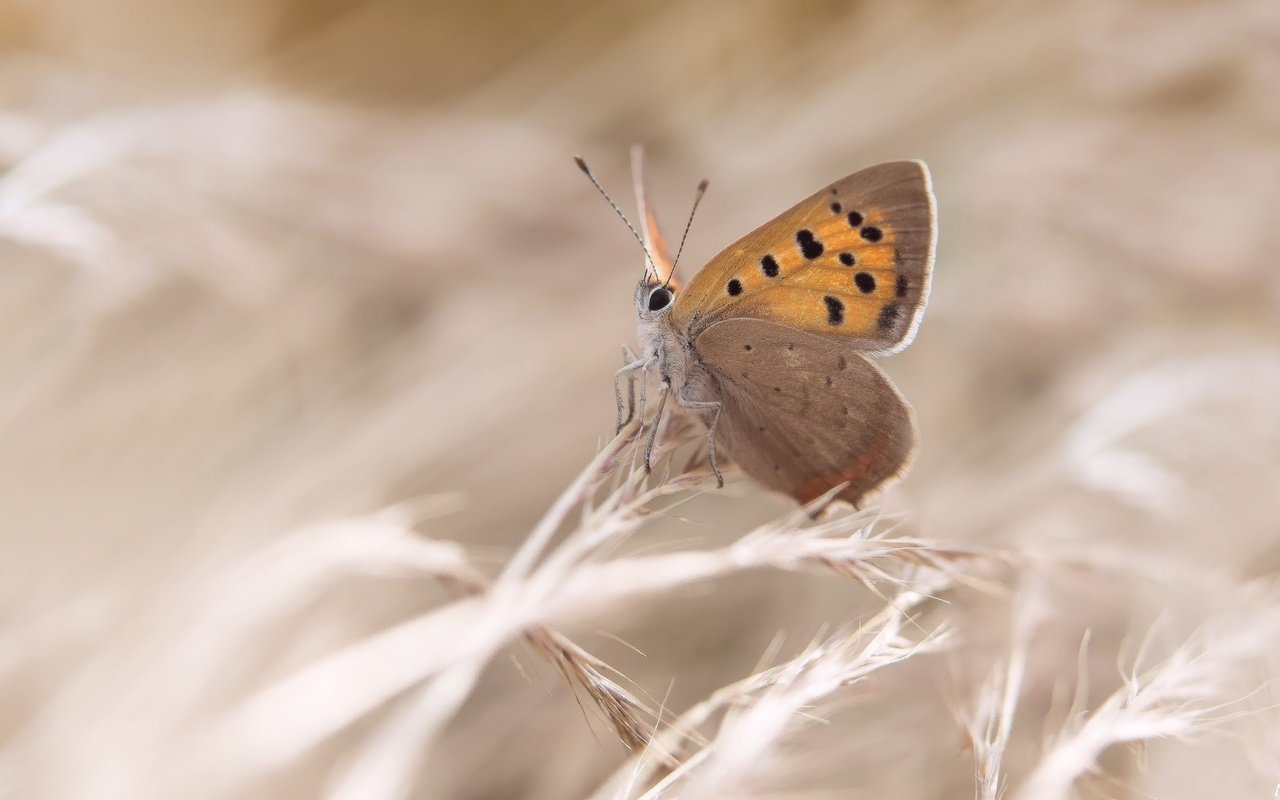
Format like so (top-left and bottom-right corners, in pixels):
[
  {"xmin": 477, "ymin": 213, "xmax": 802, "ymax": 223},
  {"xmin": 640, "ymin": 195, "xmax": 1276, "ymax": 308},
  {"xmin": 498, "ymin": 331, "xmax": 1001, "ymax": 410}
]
[
  {"xmin": 633, "ymin": 275, "xmax": 685, "ymax": 369},
  {"xmin": 634, "ymin": 277, "xmax": 675, "ymax": 322}
]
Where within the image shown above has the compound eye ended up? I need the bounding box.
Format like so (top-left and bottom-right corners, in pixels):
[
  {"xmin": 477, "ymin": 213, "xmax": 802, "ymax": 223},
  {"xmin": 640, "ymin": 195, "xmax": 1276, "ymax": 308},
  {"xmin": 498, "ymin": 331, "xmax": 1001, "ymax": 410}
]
[{"xmin": 647, "ymin": 287, "xmax": 673, "ymax": 311}]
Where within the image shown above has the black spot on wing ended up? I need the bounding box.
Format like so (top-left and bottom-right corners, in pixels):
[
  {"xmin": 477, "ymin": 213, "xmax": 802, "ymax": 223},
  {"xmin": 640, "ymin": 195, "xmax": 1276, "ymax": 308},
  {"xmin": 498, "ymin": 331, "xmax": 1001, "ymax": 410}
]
[
  {"xmin": 727, "ymin": 278, "xmax": 743, "ymax": 296},
  {"xmin": 838, "ymin": 252, "xmax": 855, "ymax": 266},
  {"xmin": 896, "ymin": 275, "xmax": 909, "ymax": 297},
  {"xmin": 860, "ymin": 226, "xmax": 883, "ymax": 242},
  {"xmin": 846, "ymin": 210, "xmax": 863, "ymax": 227},
  {"xmin": 824, "ymin": 295, "xmax": 845, "ymax": 326},
  {"xmin": 829, "ymin": 202, "xmax": 842, "ymax": 213},
  {"xmin": 854, "ymin": 272, "xmax": 876, "ymax": 294},
  {"xmin": 796, "ymin": 229, "xmax": 824, "ymax": 259},
  {"xmin": 760, "ymin": 254, "xmax": 779, "ymax": 277},
  {"xmin": 877, "ymin": 303, "xmax": 900, "ymax": 332}
]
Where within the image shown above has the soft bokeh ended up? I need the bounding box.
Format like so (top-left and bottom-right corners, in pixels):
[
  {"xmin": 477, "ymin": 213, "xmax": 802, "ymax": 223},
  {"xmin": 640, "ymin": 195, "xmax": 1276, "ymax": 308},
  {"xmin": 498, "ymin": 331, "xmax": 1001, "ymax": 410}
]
[{"xmin": 2, "ymin": 1, "xmax": 1278, "ymax": 798}]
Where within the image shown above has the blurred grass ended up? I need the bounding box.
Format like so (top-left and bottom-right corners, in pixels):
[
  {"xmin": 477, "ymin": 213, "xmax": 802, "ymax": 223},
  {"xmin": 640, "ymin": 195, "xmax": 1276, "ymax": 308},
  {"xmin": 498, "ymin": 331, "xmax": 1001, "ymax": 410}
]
[{"xmin": 1, "ymin": 0, "xmax": 1279, "ymax": 798}]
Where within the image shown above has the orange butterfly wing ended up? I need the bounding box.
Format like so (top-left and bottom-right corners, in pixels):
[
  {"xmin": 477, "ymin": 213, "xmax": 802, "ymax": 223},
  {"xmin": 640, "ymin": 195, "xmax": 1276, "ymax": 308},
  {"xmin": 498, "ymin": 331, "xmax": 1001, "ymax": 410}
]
[{"xmin": 671, "ymin": 161, "xmax": 936, "ymax": 353}]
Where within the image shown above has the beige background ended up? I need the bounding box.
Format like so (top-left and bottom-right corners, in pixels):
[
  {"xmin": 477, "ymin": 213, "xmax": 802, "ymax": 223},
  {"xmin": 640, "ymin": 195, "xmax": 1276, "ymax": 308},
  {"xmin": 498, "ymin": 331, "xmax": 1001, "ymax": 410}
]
[{"xmin": 2, "ymin": 1, "xmax": 1278, "ymax": 798}]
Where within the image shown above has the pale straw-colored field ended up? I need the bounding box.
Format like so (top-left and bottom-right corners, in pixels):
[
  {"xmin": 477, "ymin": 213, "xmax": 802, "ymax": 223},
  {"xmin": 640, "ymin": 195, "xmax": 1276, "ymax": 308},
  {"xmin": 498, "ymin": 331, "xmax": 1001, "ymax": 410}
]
[{"xmin": 2, "ymin": 1, "xmax": 1278, "ymax": 798}]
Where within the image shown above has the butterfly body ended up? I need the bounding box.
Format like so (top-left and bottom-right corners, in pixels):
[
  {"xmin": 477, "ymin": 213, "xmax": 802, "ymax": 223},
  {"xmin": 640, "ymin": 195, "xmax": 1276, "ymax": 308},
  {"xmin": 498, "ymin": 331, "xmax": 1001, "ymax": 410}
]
[
  {"xmin": 633, "ymin": 282, "xmax": 715, "ymax": 409},
  {"xmin": 611, "ymin": 157, "xmax": 936, "ymax": 508}
]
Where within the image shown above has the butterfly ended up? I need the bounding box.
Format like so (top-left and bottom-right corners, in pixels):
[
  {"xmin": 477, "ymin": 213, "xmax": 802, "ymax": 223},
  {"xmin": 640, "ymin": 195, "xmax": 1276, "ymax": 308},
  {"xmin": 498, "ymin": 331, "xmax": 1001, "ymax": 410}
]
[{"xmin": 581, "ymin": 149, "xmax": 936, "ymax": 508}]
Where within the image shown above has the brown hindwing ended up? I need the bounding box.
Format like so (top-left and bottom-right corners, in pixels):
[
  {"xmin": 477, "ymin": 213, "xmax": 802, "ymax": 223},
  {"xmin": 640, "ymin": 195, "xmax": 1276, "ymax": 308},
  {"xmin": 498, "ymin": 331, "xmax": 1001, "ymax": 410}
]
[{"xmin": 696, "ymin": 318, "xmax": 917, "ymax": 506}]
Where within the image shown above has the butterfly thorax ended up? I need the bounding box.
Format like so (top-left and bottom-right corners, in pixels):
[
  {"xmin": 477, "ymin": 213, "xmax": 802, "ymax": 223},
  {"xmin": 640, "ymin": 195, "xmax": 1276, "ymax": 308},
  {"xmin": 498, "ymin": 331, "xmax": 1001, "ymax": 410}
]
[{"xmin": 635, "ymin": 281, "xmax": 718, "ymax": 407}]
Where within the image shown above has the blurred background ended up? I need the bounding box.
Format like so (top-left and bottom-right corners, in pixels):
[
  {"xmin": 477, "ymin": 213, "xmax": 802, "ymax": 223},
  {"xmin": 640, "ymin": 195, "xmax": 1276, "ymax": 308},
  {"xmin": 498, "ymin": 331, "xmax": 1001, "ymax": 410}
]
[{"xmin": 2, "ymin": 1, "xmax": 1278, "ymax": 798}]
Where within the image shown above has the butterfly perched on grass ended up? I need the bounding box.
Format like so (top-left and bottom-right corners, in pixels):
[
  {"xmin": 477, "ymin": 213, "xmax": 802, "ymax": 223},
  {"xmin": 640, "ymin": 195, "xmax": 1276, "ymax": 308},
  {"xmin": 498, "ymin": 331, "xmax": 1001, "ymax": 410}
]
[{"xmin": 580, "ymin": 149, "xmax": 936, "ymax": 507}]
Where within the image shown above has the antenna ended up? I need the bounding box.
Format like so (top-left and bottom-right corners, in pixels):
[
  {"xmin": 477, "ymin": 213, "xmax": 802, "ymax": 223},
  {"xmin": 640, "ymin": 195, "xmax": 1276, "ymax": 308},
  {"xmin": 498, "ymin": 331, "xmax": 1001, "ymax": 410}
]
[
  {"xmin": 663, "ymin": 177, "xmax": 709, "ymax": 290},
  {"xmin": 574, "ymin": 156, "xmax": 662, "ymax": 282}
]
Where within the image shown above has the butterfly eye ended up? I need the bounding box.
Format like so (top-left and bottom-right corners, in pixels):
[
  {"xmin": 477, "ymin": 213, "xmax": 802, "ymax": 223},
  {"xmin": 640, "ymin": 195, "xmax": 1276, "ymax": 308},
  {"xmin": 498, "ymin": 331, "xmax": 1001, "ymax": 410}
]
[{"xmin": 647, "ymin": 287, "xmax": 673, "ymax": 311}]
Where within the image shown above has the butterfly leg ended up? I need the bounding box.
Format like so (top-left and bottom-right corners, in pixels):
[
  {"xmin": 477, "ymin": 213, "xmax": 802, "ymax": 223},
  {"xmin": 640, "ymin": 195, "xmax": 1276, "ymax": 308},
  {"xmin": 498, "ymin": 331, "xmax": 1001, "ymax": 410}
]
[
  {"xmin": 642, "ymin": 380, "xmax": 671, "ymax": 474},
  {"xmin": 621, "ymin": 344, "xmax": 640, "ymax": 427},
  {"xmin": 633, "ymin": 353, "xmax": 660, "ymax": 425},
  {"xmin": 614, "ymin": 351, "xmax": 649, "ymax": 433},
  {"xmin": 678, "ymin": 398, "xmax": 724, "ymax": 488}
]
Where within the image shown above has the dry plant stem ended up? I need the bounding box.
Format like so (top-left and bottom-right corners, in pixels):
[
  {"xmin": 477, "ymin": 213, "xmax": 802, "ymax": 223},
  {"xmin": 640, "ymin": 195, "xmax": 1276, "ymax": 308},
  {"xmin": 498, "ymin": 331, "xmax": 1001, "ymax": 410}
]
[
  {"xmin": 326, "ymin": 425, "xmax": 690, "ymax": 799},
  {"xmin": 596, "ymin": 577, "xmax": 951, "ymax": 800},
  {"xmin": 498, "ymin": 419, "xmax": 644, "ymax": 587},
  {"xmin": 355, "ymin": 492, "xmax": 662, "ymax": 752},
  {"xmin": 200, "ymin": 419, "xmax": 700, "ymax": 782},
  {"xmin": 1011, "ymin": 616, "xmax": 1271, "ymax": 800},
  {"xmin": 648, "ymin": 582, "xmax": 954, "ymax": 800},
  {"xmin": 329, "ymin": 419, "xmax": 717, "ymax": 797},
  {"xmin": 965, "ymin": 579, "xmax": 1045, "ymax": 800},
  {"xmin": 431, "ymin": 534, "xmax": 659, "ymax": 752},
  {"xmin": 204, "ymin": 411, "xmax": 985, "ymax": 786}
]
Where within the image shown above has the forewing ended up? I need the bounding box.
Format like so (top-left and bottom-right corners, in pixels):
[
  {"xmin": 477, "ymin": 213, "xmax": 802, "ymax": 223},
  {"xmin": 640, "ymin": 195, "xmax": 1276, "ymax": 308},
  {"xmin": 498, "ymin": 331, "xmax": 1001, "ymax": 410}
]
[
  {"xmin": 672, "ymin": 161, "xmax": 935, "ymax": 353},
  {"xmin": 696, "ymin": 319, "xmax": 916, "ymax": 506}
]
